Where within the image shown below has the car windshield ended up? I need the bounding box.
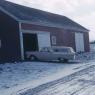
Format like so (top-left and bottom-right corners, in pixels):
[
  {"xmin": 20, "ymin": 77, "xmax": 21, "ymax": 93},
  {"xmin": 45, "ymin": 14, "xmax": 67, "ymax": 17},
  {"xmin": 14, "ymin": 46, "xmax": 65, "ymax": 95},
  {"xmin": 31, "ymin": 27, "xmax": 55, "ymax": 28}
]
[
  {"xmin": 70, "ymin": 48, "xmax": 75, "ymax": 53},
  {"xmin": 40, "ymin": 47, "xmax": 51, "ymax": 52}
]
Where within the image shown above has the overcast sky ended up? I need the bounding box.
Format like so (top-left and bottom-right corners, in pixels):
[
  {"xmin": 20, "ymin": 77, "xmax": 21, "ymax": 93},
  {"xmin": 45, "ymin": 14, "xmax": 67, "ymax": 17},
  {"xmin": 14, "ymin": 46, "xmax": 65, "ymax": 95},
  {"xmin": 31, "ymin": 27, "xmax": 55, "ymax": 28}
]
[{"xmin": 7, "ymin": 0, "xmax": 95, "ymax": 41}]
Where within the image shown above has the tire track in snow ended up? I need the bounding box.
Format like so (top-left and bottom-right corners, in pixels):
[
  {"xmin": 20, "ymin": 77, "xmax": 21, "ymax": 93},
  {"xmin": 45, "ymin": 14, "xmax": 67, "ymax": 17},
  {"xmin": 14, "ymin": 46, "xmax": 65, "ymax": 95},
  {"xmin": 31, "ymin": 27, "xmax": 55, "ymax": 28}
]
[{"xmin": 18, "ymin": 65, "xmax": 95, "ymax": 95}]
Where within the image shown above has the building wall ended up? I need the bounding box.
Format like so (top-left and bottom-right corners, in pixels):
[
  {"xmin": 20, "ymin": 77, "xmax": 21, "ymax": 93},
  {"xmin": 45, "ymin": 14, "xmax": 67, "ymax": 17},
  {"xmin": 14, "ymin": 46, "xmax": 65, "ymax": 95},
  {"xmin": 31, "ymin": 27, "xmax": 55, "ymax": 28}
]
[
  {"xmin": 65, "ymin": 30, "xmax": 90, "ymax": 52},
  {"xmin": 0, "ymin": 11, "xmax": 90, "ymax": 62},
  {"xmin": 21, "ymin": 23, "xmax": 67, "ymax": 46},
  {"xmin": 0, "ymin": 10, "xmax": 21, "ymax": 62},
  {"xmin": 21, "ymin": 23, "xmax": 89, "ymax": 52}
]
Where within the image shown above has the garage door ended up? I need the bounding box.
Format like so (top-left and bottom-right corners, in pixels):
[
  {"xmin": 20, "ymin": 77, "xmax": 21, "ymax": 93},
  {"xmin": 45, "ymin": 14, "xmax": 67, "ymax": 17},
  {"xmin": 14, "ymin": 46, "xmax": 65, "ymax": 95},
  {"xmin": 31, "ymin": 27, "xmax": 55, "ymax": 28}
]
[
  {"xmin": 37, "ymin": 33, "xmax": 51, "ymax": 51},
  {"xmin": 75, "ymin": 33, "xmax": 84, "ymax": 52}
]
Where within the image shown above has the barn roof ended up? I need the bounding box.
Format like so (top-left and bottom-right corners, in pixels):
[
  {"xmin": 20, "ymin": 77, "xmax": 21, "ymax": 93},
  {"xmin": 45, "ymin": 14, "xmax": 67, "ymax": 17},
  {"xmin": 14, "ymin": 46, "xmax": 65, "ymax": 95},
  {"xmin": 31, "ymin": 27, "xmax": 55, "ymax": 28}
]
[{"xmin": 0, "ymin": 0, "xmax": 89, "ymax": 32}]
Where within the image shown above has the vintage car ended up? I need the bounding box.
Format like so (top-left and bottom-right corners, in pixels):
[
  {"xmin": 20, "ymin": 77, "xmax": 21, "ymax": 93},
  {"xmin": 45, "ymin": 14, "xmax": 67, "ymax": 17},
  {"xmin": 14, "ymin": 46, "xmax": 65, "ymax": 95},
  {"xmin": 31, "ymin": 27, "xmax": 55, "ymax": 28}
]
[{"xmin": 26, "ymin": 46, "xmax": 75, "ymax": 62}]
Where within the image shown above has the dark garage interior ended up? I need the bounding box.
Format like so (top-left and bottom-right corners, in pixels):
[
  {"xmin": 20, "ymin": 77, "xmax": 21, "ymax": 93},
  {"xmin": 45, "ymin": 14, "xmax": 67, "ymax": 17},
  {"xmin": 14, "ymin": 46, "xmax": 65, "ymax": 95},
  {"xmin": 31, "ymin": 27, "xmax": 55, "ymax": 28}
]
[{"xmin": 23, "ymin": 33, "xmax": 38, "ymax": 53}]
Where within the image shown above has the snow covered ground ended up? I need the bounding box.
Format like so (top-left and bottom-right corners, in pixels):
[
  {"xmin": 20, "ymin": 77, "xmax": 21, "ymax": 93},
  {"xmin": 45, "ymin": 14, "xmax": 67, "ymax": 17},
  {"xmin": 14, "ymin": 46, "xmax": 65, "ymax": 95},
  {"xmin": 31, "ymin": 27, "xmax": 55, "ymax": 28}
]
[
  {"xmin": 75, "ymin": 51, "xmax": 95, "ymax": 62},
  {"xmin": 0, "ymin": 52, "xmax": 95, "ymax": 95},
  {"xmin": 25, "ymin": 64, "xmax": 95, "ymax": 95}
]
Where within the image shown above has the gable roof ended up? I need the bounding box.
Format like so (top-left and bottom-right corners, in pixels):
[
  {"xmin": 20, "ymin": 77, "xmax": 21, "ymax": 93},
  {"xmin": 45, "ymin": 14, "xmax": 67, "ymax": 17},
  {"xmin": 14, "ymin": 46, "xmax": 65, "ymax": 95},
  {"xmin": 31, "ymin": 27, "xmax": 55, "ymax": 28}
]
[{"xmin": 0, "ymin": 0, "xmax": 89, "ymax": 32}]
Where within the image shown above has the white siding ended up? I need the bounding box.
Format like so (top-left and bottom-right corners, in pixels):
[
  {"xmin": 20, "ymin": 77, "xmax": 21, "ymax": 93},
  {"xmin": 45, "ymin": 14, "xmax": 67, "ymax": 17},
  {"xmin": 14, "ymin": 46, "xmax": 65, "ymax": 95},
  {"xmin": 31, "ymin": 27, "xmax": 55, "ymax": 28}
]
[{"xmin": 75, "ymin": 33, "xmax": 84, "ymax": 52}]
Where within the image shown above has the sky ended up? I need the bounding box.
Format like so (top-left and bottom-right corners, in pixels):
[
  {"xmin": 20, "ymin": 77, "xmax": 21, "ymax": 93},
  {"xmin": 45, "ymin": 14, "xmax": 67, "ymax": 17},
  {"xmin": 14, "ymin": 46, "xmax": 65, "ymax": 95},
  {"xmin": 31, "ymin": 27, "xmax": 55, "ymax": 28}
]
[{"xmin": 7, "ymin": 0, "xmax": 95, "ymax": 41}]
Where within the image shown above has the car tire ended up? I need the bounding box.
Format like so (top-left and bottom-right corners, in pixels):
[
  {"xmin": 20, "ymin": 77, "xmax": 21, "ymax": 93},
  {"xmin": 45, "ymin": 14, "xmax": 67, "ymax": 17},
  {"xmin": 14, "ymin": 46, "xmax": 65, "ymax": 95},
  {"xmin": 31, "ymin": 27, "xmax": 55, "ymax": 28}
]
[
  {"xmin": 58, "ymin": 58, "xmax": 68, "ymax": 63},
  {"xmin": 29, "ymin": 55, "xmax": 37, "ymax": 61},
  {"xmin": 64, "ymin": 59, "xmax": 68, "ymax": 63},
  {"xmin": 58, "ymin": 58, "xmax": 64, "ymax": 63}
]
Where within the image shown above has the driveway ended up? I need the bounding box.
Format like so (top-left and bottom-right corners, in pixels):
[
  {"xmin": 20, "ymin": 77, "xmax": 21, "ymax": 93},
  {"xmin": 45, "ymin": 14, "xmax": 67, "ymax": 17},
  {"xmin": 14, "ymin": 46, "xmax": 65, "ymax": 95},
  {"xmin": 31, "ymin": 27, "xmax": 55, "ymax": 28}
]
[
  {"xmin": 1, "ymin": 52, "xmax": 95, "ymax": 95},
  {"xmin": 1, "ymin": 61, "xmax": 89, "ymax": 95},
  {"xmin": 20, "ymin": 64, "xmax": 95, "ymax": 95}
]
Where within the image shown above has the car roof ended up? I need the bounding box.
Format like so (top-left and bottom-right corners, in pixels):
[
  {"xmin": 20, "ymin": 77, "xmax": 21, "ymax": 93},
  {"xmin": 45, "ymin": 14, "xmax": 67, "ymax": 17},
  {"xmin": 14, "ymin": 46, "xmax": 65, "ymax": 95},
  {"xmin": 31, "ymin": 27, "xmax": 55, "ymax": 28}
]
[
  {"xmin": 52, "ymin": 46, "xmax": 72, "ymax": 49},
  {"xmin": 42, "ymin": 46, "xmax": 72, "ymax": 49}
]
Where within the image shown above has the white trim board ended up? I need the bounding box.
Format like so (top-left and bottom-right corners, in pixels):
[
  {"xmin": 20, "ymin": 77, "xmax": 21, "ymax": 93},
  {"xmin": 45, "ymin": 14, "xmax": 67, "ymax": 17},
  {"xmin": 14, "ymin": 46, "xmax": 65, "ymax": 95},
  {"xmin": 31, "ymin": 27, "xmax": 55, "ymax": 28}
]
[
  {"xmin": 22, "ymin": 30, "xmax": 50, "ymax": 34},
  {"xmin": 20, "ymin": 21, "xmax": 89, "ymax": 32}
]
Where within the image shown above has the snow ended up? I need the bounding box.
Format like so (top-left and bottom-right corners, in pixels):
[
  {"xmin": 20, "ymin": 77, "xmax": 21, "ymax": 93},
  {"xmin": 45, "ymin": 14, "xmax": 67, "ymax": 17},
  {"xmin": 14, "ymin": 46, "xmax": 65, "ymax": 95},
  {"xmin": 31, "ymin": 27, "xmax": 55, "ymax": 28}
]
[
  {"xmin": 75, "ymin": 51, "xmax": 95, "ymax": 62},
  {"xmin": 30, "ymin": 65, "xmax": 95, "ymax": 95},
  {"xmin": 0, "ymin": 52, "xmax": 95, "ymax": 95}
]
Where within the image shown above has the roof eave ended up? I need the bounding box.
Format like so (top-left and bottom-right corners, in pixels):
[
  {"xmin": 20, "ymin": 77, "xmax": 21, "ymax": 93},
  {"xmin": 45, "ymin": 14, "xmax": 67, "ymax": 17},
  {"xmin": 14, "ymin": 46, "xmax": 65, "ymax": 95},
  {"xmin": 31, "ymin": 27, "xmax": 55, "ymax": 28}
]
[
  {"xmin": 19, "ymin": 20, "xmax": 89, "ymax": 32},
  {"xmin": 0, "ymin": 6, "xmax": 90, "ymax": 32},
  {"xmin": 0, "ymin": 6, "xmax": 19, "ymax": 21}
]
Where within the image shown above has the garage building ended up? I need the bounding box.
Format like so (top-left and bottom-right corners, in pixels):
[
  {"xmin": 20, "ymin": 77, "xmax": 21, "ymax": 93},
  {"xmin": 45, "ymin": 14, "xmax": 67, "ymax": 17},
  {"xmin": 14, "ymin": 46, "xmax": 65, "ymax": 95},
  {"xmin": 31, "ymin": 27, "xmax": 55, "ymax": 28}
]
[{"xmin": 0, "ymin": 0, "xmax": 90, "ymax": 62}]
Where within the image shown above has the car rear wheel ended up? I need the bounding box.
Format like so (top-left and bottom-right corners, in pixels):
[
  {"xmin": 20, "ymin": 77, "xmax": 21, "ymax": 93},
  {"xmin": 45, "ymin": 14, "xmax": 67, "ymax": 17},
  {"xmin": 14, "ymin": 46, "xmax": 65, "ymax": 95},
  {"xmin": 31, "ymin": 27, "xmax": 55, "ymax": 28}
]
[
  {"xmin": 64, "ymin": 59, "xmax": 68, "ymax": 63},
  {"xmin": 58, "ymin": 58, "xmax": 64, "ymax": 63},
  {"xmin": 29, "ymin": 55, "xmax": 37, "ymax": 61},
  {"xmin": 58, "ymin": 58, "xmax": 68, "ymax": 63}
]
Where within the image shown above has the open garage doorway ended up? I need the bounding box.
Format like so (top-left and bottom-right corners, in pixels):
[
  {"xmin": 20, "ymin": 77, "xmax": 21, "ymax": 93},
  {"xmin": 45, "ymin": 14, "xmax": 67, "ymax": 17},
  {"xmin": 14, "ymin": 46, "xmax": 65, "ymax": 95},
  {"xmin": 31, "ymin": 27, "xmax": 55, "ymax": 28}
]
[
  {"xmin": 22, "ymin": 32, "xmax": 51, "ymax": 59},
  {"xmin": 23, "ymin": 33, "xmax": 38, "ymax": 53}
]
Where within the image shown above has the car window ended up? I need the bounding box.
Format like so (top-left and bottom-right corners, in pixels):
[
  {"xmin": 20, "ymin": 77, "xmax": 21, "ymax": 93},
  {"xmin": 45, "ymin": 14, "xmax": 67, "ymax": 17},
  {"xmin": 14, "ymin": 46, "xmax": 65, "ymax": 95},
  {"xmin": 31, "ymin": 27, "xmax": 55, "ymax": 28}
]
[
  {"xmin": 53, "ymin": 48, "xmax": 70, "ymax": 52},
  {"xmin": 40, "ymin": 47, "xmax": 73, "ymax": 53},
  {"xmin": 40, "ymin": 47, "xmax": 51, "ymax": 52},
  {"xmin": 70, "ymin": 48, "xmax": 75, "ymax": 52}
]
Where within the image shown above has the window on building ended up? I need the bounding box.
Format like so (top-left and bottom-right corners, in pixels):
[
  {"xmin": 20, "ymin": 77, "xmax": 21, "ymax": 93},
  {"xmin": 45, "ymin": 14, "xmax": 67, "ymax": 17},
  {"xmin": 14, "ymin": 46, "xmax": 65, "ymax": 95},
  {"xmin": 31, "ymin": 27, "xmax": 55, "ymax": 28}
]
[{"xmin": 51, "ymin": 36, "xmax": 56, "ymax": 45}]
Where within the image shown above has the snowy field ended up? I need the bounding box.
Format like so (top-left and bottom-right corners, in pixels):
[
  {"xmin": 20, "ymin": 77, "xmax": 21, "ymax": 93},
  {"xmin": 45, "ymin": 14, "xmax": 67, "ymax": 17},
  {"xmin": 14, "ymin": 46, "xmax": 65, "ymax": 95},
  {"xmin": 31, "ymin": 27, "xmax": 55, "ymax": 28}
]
[{"xmin": 0, "ymin": 52, "xmax": 95, "ymax": 95}]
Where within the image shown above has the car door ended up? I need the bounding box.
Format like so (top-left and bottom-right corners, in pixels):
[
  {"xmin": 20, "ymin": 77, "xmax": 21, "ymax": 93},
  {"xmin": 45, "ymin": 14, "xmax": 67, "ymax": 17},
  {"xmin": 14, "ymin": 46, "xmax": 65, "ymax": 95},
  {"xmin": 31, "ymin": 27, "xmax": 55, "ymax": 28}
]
[
  {"xmin": 38, "ymin": 48, "xmax": 53, "ymax": 61},
  {"xmin": 52, "ymin": 48, "xmax": 66, "ymax": 59}
]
